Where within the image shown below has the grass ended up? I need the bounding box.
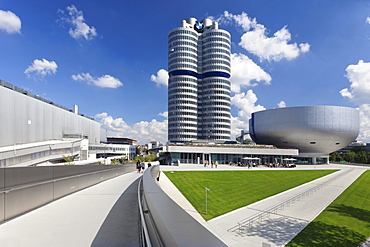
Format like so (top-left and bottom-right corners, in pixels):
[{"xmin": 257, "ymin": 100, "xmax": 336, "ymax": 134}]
[
  {"xmin": 286, "ymin": 170, "xmax": 370, "ymax": 247},
  {"xmin": 163, "ymin": 169, "xmax": 336, "ymax": 221}
]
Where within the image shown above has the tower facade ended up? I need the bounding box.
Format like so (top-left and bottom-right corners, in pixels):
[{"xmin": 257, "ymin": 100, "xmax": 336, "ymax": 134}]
[{"xmin": 168, "ymin": 18, "xmax": 231, "ymax": 143}]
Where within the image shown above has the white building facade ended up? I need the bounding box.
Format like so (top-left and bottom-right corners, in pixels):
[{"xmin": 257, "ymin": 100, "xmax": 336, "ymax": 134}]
[
  {"xmin": 168, "ymin": 18, "xmax": 231, "ymax": 143},
  {"xmin": 0, "ymin": 80, "xmax": 100, "ymax": 167}
]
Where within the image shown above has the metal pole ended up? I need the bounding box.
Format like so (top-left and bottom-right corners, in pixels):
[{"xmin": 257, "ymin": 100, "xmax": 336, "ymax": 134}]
[{"xmin": 206, "ymin": 188, "xmax": 208, "ymax": 215}]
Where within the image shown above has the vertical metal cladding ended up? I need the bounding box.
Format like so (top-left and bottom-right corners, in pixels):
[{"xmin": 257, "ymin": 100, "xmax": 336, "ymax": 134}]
[
  {"xmin": 168, "ymin": 18, "xmax": 231, "ymax": 143},
  {"xmin": 0, "ymin": 85, "xmax": 100, "ymax": 148},
  {"xmin": 249, "ymin": 106, "xmax": 360, "ymax": 154}
]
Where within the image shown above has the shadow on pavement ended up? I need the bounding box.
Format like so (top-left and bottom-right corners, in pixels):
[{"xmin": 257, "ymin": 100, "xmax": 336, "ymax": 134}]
[
  {"xmin": 91, "ymin": 177, "xmax": 141, "ymax": 247},
  {"xmin": 235, "ymin": 216, "xmax": 309, "ymax": 246}
]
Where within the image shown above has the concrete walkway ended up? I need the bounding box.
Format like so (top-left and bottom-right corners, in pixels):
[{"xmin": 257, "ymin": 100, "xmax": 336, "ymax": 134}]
[
  {"xmin": 159, "ymin": 164, "xmax": 369, "ymax": 247},
  {"xmin": 0, "ymin": 171, "xmax": 142, "ymax": 247}
]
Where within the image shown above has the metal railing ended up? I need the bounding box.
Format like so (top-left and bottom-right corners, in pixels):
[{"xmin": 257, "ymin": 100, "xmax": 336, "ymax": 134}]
[
  {"xmin": 232, "ymin": 168, "xmax": 354, "ymax": 232},
  {"xmin": 138, "ymin": 177, "xmax": 152, "ymax": 247}
]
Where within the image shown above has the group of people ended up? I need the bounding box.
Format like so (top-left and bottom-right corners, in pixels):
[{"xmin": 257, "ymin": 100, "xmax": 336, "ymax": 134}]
[
  {"xmin": 229, "ymin": 161, "xmax": 259, "ymax": 168},
  {"xmin": 136, "ymin": 161, "xmax": 151, "ymax": 173},
  {"xmin": 265, "ymin": 162, "xmax": 296, "ymax": 168},
  {"xmin": 203, "ymin": 160, "xmax": 218, "ymax": 168}
]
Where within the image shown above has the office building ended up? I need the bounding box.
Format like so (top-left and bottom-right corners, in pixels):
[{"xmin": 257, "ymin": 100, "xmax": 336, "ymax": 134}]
[{"xmin": 168, "ymin": 18, "xmax": 231, "ymax": 143}]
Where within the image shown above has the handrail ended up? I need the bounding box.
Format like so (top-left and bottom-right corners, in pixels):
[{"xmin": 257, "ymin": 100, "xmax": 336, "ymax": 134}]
[
  {"xmin": 138, "ymin": 177, "xmax": 152, "ymax": 247},
  {"xmin": 233, "ymin": 168, "xmax": 354, "ymax": 232},
  {"xmin": 0, "ymin": 166, "xmax": 124, "ymax": 194}
]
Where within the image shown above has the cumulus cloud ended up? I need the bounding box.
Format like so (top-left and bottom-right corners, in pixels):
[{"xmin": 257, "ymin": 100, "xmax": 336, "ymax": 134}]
[
  {"xmin": 231, "ymin": 89, "xmax": 266, "ymax": 123},
  {"xmin": 340, "ymin": 60, "xmax": 370, "ymax": 105},
  {"xmin": 230, "ymin": 116, "xmax": 249, "ymax": 140},
  {"xmin": 230, "ymin": 53, "xmax": 271, "ymax": 93},
  {"xmin": 24, "ymin": 58, "xmax": 58, "ymax": 79},
  {"xmin": 277, "ymin": 100, "xmax": 286, "ymax": 108},
  {"xmin": 367, "ymin": 17, "xmax": 370, "ymax": 24},
  {"xmin": 151, "ymin": 69, "xmax": 169, "ymax": 87},
  {"xmin": 340, "ymin": 60, "xmax": 370, "ymax": 142},
  {"xmin": 58, "ymin": 5, "xmax": 97, "ymax": 40},
  {"xmin": 72, "ymin": 73, "xmax": 123, "ymax": 88},
  {"xmin": 94, "ymin": 112, "xmax": 168, "ymax": 144},
  {"xmin": 0, "ymin": 9, "xmax": 21, "ymax": 34},
  {"xmin": 358, "ymin": 104, "xmax": 370, "ymax": 142},
  {"xmin": 219, "ymin": 11, "xmax": 310, "ymax": 62}
]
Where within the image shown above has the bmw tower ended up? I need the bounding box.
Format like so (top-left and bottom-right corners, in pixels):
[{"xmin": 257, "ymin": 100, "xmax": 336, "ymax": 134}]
[{"xmin": 168, "ymin": 18, "xmax": 231, "ymax": 143}]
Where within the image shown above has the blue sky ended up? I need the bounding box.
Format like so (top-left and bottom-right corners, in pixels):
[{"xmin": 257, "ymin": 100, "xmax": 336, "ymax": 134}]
[{"xmin": 1, "ymin": 0, "xmax": 370, "ymax": 144}]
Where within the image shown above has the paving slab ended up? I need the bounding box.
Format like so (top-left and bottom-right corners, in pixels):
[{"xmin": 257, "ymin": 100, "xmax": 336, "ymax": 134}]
[{"xmin": 0, "ymin": 171, "xmax": 142, "ymax": 247}]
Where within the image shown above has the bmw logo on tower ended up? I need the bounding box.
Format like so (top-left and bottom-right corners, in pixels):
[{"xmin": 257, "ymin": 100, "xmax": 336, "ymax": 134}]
[{"xmin": 194, "ymin": 21, "xmax": 204, "ymax": 32}]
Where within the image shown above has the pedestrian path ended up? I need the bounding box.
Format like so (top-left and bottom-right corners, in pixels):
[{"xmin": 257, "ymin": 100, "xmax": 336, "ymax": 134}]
[
  {"xmin": 0, "ymin": 171, "xmax": 142, "ymax": 247},
  {"xmin": 159, "ymin": 164, "xmax": 368, "ymax": 247}
]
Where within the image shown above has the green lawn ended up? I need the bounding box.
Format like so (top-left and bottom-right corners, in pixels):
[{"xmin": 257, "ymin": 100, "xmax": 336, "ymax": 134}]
[
  {"xmin": 286, "ymin": 170, "xmax": 370, "ymax": 247},
  {"xmin": 164, "ymin": 170, "xmax": 336, "ymax": 221}
]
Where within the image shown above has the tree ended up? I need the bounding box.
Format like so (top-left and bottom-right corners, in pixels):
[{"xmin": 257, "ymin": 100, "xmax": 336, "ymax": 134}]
[
  {"xmin": 342, "ymin": 151, "xmax": 356, "ymax": 163},
  {"xmin": 63, "ymin": 155, "xmax": 75, "ymax": 165},
  {"xmin": 355, "ymin": 151, "xmax": 368, "ymax": 164},
  {"xmin": 329, "ymin": 152, "xmax": 342, "ymax": 162}
]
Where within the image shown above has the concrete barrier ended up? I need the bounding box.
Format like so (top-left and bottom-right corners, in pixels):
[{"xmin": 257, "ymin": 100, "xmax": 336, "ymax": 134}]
[
  {"xmin": 0, "ymin": 164, "xmax": 135, "ymax": 223},
  {"xmin": 141, "ymin": 165, "xmax": 226, "ymax": 247}
]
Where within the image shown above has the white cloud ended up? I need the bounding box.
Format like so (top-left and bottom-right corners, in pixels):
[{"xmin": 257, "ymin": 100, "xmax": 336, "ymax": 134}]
[
  {"xmin": 94, "ymin": 112, "xmax": 168, "ymax": 144},
  {"xmin": 340, "ymin": 60, "xmax": 370, "ymax": 105},
  {"xmin": 230, "ymin": 53, "xmax": 271, "ymax": 93},
  {"xmin": 277, "ymin": 100, "xmax": 286, "ymax": 108},
  {"xmin": 340, "ymin": 60, "xmax": 370, "ymax": 142},
  {"xmin": 159, "ymin": 111, "xmax": 168, "ymax": 118},
  {"xmin": 358, "ymin": 104, "xmax": 370, "ymax": 142},
  {"xmin": 58, "ymin": 5, "xmax": 97, "ymax": 40},
  {"xmin": 230, "ymin": 116, "xmax": 248, "ymax": 140},
  {"xmin": 366, "ymin": 17, "xmax": 370, "ymax": 24},
  {"xmin": 24, "ymin": 58, "xmax": 58, "ymax": 79},
  {"xmin": 219, "ymin": 11, "xmax": 310, "ymax": 62},
  {"xmin": 231, "ymin": 89, "xmax": 266, "ymax": 123},
  {"xmin": 0, "ymin": 10, "xmax": 21, "ymax": 34},
  {"xmin": 151, "ymin": 69, "xmax": 169, "ymax": 87},
  {"xmin": 220, "ymin": 11, "xmax": 257, "ymax": 31},
  {"xmin": 72, "ymin": 73, "xmax": 123, "ymax": 88},
  {"xmin": 239, "ymin": 25, "xmax": 310, "ymax": 62}
]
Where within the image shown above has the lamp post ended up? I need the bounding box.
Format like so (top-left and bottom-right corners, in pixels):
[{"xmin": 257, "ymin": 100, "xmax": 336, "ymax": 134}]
[{"xmin": 205, "ymin": 187, "xmax": 210, "ymax": 215}]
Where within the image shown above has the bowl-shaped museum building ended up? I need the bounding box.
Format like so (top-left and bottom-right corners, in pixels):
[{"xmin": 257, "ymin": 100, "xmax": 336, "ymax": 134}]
[{"xmin": 249, "ymin": 106, "xmax": 360, "ymax": 164}]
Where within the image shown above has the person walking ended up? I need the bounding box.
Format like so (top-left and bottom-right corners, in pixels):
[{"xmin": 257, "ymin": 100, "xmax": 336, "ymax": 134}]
[
  {"xmin": 215, "ymin": 161, "xmax": 218, "ymax": 168},
  {"xmin": 136, "ymin": 160, "xmax": 141, "ymax": 173},
  {"xmin": 141, "ymin": 161, "xmax": 145, "ymax": 173}
]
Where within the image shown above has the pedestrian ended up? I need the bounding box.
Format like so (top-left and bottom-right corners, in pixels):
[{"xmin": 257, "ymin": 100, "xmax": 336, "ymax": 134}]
[
  {"xmin": 141, "ymin": 161, "xmax": 145, "ymax": 173},
  {"xmin": 136, "ymin": 160, "xmax": 141, "ymax": 173},
  {"xmin": 215, "ymin": 161, "xmax": 218, "ymax": 168},
  {"xmin": 211, "ymin": 161, "xmax": 214, "ymax": 168},
  {"xmin": 148, "ymin": 161, "xmax": 151, "ymax": 167}
]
